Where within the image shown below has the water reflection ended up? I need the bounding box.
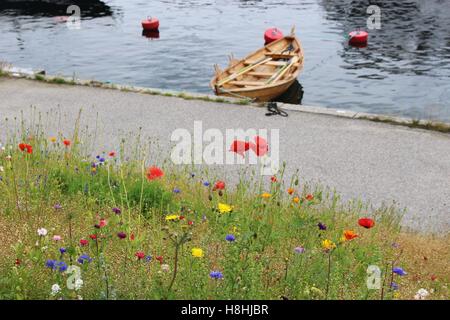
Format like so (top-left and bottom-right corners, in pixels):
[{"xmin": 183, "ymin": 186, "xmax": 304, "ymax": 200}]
[
  {"xmin": 273, "ymin": 80, "xmax": 304, "ymax": 105},
  {"xmin": 142, "ymin": 30, "xmax": 160, "ymax": 40},
  {"xmin": 319, "ymin": 0, "xmax": 450, "ymax": 77},
  {"xmin": 0, "ymin": 0, "xmax": 112, "ymax": 17}
]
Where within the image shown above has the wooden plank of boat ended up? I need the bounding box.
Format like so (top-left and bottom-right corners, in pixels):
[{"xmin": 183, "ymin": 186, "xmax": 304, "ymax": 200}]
[
  {"xmin": 228, "ymin": 80, "xmax": 267, "ymax": 87},
  {"xmin": 266, "ymin": 56, "xmax": 299, "ymax": 84},
  {"xmin": 247, "ymin": 71, "xmax": 273, "ymax": 77},
  {"xmin": 244, "ymin": 60, "xmax": 287, "ymax": 66},
  {"xmin": 217, "ymin": 57, "xmax": 272, "ymax": 87}
]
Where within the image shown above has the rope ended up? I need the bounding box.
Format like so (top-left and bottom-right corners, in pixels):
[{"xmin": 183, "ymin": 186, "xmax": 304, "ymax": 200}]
[{"xmin": 265, "ymin": 102, "xmax": 288, "ymax": 117}]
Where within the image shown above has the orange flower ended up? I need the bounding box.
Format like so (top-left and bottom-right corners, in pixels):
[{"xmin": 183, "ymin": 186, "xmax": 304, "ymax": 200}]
[
  {"xmin": 305, "ymin": 194, "xmax": 314, "ymax": 201},
  {"xmin": 287, "ymin": 188, "xmax": 295, "ymax": 195},
  {"xmin": 293, "ymin": 197, "xmax": 300, "ymax": 203},
  {"xmin": 63, "ymin": 139, "xmax": 71, "ymax": 147},
  {"xmin": 343, "ymin": 230, "xmax": 358, "ymax": 241},
  {"xmin": 146, "ymin": 166, "xmax": 164, "ymax": 180},
  {"xmin": 108, "ymin": 151, "xmax": 116, "ymax": 157}
]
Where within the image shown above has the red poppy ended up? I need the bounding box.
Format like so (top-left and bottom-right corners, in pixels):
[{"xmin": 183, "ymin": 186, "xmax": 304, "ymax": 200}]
[
  {"xmin": 15, "ymin": 258, "xmax": 21, "ymax": 266},
  {"xmin": 155, "ymin": 256, "xmax": 163, "ymax": 264},
  {"xmin": 79, "ymin": 239, "xmax": 88, "ymax": 246},
  {"xmin": 213, "ymin": 180, "xmax": 225, "ymax": 191},
  {"xmin": 431, "ymin": 274, "xmax": 437, "ymax": 281},
  {"xmin": 229, "ymin": 140, "xmax": 250, "ymax": 157},
  {"xmin": 18, "ymin": 143, "xmax": 33, "ymax": 154},
  {"xmin": 89, "ymin": 234, "xmax": 97, "ymax": 240},
  {"xmin": 358, "ymin": 218, "xmax": 375, "ymax": 229},
  {"xmin": 135, "ymin": 251, "xmax": 145, "ymax": 260},
  {"xmin": 249, "ymin": 135, "xmax": 269, "ymax": 157},
  {"xmin": 146, "ymin": 166, "xmax": 164, "ymax": 180},
  {"xmin": 130, "ymin": 233, "xmax": 135, "ymax": 241},
  {"xmin": 63, "ymin": 139, "xmax": 71, "ymax": 147},
  {"xmin": 305, "ymin": 194, "xmax": 314, "ymax": 201},
  {"xmin": 99, "ymin": 218, "xmax": 107, "ymax": 228},
  {"xmin": 270, "ymin": 176, "xmax": 277, "ymax": 183},
  {"xmin": 108, "ymin": 151, "xmax": 116, "ymax": 157},
  {"xmin": 188, "ymin": 220, "xmax": 194, "ymax": 226}
]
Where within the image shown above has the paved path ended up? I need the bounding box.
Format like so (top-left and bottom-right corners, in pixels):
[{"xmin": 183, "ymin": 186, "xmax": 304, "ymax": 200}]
[{"xmin": 1, "ymin": 78, "xmax": 449, "ymax": 233}]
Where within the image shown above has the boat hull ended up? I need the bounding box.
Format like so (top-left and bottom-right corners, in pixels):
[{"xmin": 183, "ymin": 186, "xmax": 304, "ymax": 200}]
[
  {"xmin": 211, "ymin": 31, "xmax": 304, "ymax": 102},
  {"xmin": 215, "ymin": 78, "xmax": 296, "ymax": 102}
]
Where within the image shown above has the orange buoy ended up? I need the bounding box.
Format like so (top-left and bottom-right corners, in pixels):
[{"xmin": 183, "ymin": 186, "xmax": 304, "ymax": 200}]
[
  {"xmin": 142, "ymin": 17, "xmax": 159, "ymax": 31},
  {"xmin": 264, "ymin": 28, "xmax": 283, "ymax": 45},
  {"xmin": 349, "ymin": 30, "xmax": 368, "ymax": 47}
]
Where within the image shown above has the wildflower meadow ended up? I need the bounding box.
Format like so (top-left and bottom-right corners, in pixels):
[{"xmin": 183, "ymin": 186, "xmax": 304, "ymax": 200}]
[{"xmin": 0, "ymin": 118, "xmax": 448, "ymax": 300}]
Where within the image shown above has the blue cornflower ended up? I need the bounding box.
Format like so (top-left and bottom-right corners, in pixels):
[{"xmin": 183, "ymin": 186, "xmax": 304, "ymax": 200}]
[
  {"xmin": 112, "ymin": 207, "xmax": 122, "ymax": 215},
  {"xmin": 57, "ymin": 261, "xmax": 68, "ymax": 272},
  {"xmin": 294, "ymin": 246, "xmax": 305, "ymax": 254},
  {"xmin": 59, "ymin": 247, "xmax": 66, "ymax": 254},
  {"xmin": 145, "ymin": 255, "xmax": 152, "ymax": 263},
  {"xmin": 392, "ymin": 267, "xmax": 407, "ymax": 276},
  {"xmin": 96, "ymin": 155, "xmax": 100, "ymax": 159},
  {"xmin": 45, "ymin": 259, "xmax": 57, "ymax": 270},
  {"xmin": 190, "ymin": 173, "xmax": 195, "ymax": 178},
  {"xmin": 390, "ymin": 282, "xmax": 399, "ymax": 290},
  {"xmin": 53, "ymin": 203, "xmax": 62, "ymax": 210},
  {"xmin": 78, "ymin": 254, "xmax": 92, "ymax": 264},
  {"xmin": 225, "ymin": 234, "xmax": 236, "ymax": 242},
  {"xmin": 318, "ymin": 222, "xmax": 327, "ymax": 230},
  {"xmin": 209, "ymin": 271, "xmax": 223, "ymax": 279},
  {"xmin": 173, "ymin": 188, "xmax": 181, "ymax": 194},
  {"xmin": 99, "ymin": 157, "xmax": 105, "ymax": 163},
  {"xmin": 203, "ymin": 181, "xmax": 210, "ymax": 187}
]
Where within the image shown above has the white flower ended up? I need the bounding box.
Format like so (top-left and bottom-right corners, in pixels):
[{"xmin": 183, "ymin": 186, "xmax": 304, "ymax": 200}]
[
  {"xmin": 0, "ymin": 166, "xmax": 4, "ymax": 172},
  {"xmin": 37, "ymin": 228, "xmax": 48, "ymax": 236},
  {"xmin": 74, "ymin": 278, "xmax": 84, "ymax": 291},
  {"xmin": 51, "ymin": 284, "xmax": 61, "ymax": 296},
  {"xmin": 161, "ymin": 264, "xmax": 170, "ymax": 272},
  {"xmin": 414, "ymin": 288, "xmax": 430, "ymax": 300}
]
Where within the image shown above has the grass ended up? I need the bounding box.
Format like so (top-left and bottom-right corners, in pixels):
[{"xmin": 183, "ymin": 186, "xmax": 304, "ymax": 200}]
[{"xmin": 0, "ymin": 119, "xmax": 447, "ymax": 300}]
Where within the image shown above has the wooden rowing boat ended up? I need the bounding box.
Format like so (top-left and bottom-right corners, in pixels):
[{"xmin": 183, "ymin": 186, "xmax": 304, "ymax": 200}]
[{"xmin": 211, "ymin": 28, "xmax": 304, "ymax": 102}]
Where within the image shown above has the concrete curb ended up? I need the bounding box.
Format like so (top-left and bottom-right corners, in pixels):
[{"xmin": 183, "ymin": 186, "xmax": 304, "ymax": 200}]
[{"xmin": 1, "ymin": 67, "xmax": 449, "ymax": 133}]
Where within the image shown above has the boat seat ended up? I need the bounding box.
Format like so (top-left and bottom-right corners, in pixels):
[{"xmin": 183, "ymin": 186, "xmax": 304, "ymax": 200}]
[
  {"xmin": 247, "ymin": 72, "xmax": 273, "ymax": 77},
  {"xmin": 228, "ymin": 80, "xmax": 266, "ymax": 87},
  {"xmin": 245, "ymin": 60, "xmax": 287, "ymax": 66}
]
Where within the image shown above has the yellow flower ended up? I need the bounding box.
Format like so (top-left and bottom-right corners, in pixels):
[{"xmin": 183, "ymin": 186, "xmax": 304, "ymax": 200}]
[
  {"xmin": 293, "ymin": 197, "xmax": 300, "ymax": 203},
  {"xmin": 49, "ymin": 136, "xmax": 57, "ymax": 143},
  {"xmin": 165, "ymin": 214, "xmax": 180, "ymax": 221},
  {"xmin": 261, "ymin": 192, "xmax": 271, "ymax": 199},
  {"xmin": 191, "ymin": 248, "xmax": 204, "ymax": 258},
  {"xmin": 322, "ymin": 239, "xmax": 336, "ymax": 251},
  {"xmin": 91, "ymin": 167, "xmax": 97, "ymax": 173},
  {"xmin": 218, "ymin": 203, "xmax": 233, "ymax": 214}
]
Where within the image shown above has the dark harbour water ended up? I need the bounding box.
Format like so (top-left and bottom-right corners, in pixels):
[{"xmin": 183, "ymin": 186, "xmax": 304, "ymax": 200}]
[{"xmin": 0, "ymin": 0, "xmax": 450, "ymax": 121}]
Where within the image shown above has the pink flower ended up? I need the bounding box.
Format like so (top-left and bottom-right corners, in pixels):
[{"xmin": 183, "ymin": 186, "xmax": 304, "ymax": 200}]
[{"xmin": 53, "ymin": 235, "xmax": 62, "ymax": 241}]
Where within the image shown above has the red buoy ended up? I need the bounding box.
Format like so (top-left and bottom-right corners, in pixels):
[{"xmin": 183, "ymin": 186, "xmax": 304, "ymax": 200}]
[
  {"xmin": 264, "ymin": 28, "xmax": 284, "ymax": 45},
  {"xmin": 349, "ymin": 30, "xmax": 368, "ymax": 47},
  {"xmin": 142, "ymin": 17, "xmax": 159, "ymax": 31}
]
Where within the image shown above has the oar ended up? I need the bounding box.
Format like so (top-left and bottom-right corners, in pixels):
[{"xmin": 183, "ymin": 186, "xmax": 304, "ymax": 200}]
[
  {"xmin": 266, "ymin": 56, "xmax": 299, "ymax": 84},
  {"xmin": 217, "ymin": 56, "xmax": 272, "ymax": 87},
  {"xmin": 217, "ymin": 43, "xmax": 294, "ymax": 87}
]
